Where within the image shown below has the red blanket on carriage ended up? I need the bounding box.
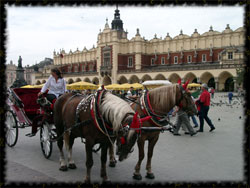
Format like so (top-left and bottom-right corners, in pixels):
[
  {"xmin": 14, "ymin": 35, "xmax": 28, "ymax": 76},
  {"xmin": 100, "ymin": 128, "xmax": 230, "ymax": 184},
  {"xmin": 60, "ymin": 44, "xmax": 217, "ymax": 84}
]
[{"xmin": 12, "ymin": 88, "xmax": 41, "ymax": 115}]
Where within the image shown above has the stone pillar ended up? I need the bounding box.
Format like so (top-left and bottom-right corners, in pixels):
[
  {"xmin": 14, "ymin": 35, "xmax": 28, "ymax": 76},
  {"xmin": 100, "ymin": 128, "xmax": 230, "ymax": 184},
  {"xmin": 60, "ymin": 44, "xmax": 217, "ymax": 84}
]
[
  {"xmin": 135, "ymin": 53, "xmax": 142, "ymax": 70},
  {"xmin": 233, "ymin": 77, "xmax": 237, "ymax": 92},
  {"xmin": 214, "ymin": 77, "xmax": 219, "ymax": 91},
  {"xmin": 197, "ymin": 77, "xmax": 201, "ymax": 84}
]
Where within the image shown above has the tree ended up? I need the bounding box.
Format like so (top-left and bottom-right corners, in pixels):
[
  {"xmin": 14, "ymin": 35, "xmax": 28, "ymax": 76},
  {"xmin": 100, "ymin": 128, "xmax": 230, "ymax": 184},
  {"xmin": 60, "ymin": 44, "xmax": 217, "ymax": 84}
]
[{"xmin": 236, "ymin": 67, "xmax": 245, "ymax": 86}]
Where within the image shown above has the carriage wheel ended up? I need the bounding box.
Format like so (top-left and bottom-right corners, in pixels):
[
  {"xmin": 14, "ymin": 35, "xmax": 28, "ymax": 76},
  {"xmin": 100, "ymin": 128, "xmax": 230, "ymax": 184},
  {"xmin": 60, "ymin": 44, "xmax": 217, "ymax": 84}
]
[
  {"xmin": 92, "ymin": 143, "xmax": 101, "ymax": 153},
  {"xmin": 40, "ymin": 121, "xmax": 53, "ymax": 159},
  {"xmin": 5, "ymin": 110, "xmax": 18, "ymax": 147}
]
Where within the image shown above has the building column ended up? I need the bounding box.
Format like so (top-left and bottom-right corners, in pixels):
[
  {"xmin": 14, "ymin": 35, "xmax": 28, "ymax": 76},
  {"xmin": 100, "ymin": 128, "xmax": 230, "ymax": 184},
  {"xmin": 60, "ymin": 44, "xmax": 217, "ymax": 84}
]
[
  {"xmin": 135, "ymin": 53, "xmax": 142, "ymax": 70},
  {"xmin": 233, "ymin": 77, "xmax": 237, "ymax": 92},
  {"xmin": 197, "ymin": 77, "xmax": 201, "ymax": 84},
  {"xmin": 214, "ymin": 77, "xmax": 219, "ymax": 91}
]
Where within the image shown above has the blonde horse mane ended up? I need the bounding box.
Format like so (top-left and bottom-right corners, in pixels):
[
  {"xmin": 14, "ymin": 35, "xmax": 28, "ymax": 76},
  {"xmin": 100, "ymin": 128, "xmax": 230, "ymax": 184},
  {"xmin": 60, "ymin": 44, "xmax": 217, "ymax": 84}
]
[
  {"xmin": 99, "ymin": 92, "xmax": 135, "ymax": 132},
  {"xmin": 148, "ymin": 84, "xmax": 178, "ymax": 113}
]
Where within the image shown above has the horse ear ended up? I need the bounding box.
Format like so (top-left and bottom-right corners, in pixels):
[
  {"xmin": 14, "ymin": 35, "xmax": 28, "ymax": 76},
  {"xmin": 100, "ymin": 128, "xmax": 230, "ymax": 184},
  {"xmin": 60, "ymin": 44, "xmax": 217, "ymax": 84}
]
[
  {"xmin": 182, "ymin": 80, "xmax": 190, "ymax": 90},
  {"xmin": 140, "ymin": 116, "xmax": 152, "ymax": 123},
  {"xmin": 177, "ymin": 79, "xmax": 181, "ymax": 85}
]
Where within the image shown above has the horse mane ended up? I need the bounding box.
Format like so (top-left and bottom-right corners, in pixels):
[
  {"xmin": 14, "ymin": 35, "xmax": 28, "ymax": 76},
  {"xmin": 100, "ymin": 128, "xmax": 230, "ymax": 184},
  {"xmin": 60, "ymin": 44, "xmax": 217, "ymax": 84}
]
[
  {"xmin": 99, "ymin": 92, "xmax": 135, "ymax": 132},
  {"xmin": 148, "ymin": 84, "xmax": 177, "ymax": 113}
]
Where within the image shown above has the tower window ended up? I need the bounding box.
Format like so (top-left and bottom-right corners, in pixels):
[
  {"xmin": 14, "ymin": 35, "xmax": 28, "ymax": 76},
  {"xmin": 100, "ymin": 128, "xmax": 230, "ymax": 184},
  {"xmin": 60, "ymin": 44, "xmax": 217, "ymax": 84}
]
[
  {"xmin": 151, "ymin": 58, "xmax": 155, "ymax": 65},
  {"xmin": 128, "ymin": 56, "xmax": 133, "ymax": 67},
  {"xmin": 202, "ymin": 54, "xmax": 206, "ymax": 62},
  {"xmin": 228, "ymin": 52, "xmax": 233, "ymax": 60},
  {"xmin": 187, "ymin": 55, "xmax": 192, "ymax": 63},
  {"xmin": 174, "ymin": 56, "xmax": 178, "ymax": 64},
  {"xmin": 103, "ymin": 52, "xmax": 111, "ymax": 66},
  {"xmin": 161, "ymin": 57, "xmax": 165, "ymax": 65}
]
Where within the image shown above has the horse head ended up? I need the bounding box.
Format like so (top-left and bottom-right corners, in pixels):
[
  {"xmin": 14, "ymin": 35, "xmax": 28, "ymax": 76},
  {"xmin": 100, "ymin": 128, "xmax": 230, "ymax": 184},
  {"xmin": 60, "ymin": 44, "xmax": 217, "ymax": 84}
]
[
  {"xmin": 117, "ymin": 112, "xmax": 151, "ymax": 162},
  {"xmin": 178, "ymin": 80, "xmax": 198, "ymax": 116}
]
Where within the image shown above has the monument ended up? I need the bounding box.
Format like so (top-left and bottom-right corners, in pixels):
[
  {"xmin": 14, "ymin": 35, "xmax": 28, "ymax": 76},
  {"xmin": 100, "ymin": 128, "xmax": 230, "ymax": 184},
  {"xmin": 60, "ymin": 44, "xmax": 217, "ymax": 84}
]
[{"xmin": 10, "ymin": 56, "xmax": 27, "ymax": 88}]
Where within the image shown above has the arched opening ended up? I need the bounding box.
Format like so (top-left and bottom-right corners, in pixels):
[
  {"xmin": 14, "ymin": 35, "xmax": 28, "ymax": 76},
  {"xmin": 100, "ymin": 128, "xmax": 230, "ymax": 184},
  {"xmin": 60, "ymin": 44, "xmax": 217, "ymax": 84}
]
[
  {"xmin": 103, "ymin": 76, "xmax": 112, "ymax": 86},
  {"xmin": 218, "ymin": 71, "xmax": 234, "ymax": 91},
  {"xmin": 36, "ymin": 80, "xmax": 41, "ymax": 85},
  {"xmin": 84, "ymin": 78, "xmax": 91, "ymax": 83},
  {"xmin": 118, "ymin": 76, "xmax": 128, "ymax": 84},
  {"xmin": 68, "ymin": 79, "xmax": 74, "ymax": 84},
  {"xmin": 225, "ymin": 77, "xmax": 234, "ymax": 92},
  {"xmin": 42, "ymin": 80, "xmax": 46, "ymax": 84},
  {"xmin": 184, "ymin": 72, "xmax": 197, "ymax": 83},
  {"xmin": 200, "ymin": 72, "xmax": 214, "ymax": 85},
  {"xmin": 129, "ymin": 75, "xmax": 140, "ymax": 84},
  {"xmin": 192, "ymin": 78, "xmax": 198, "ymax": 83},
  {"xmin": 92, "ymin": 77, "xmax": 99, "ymax": 85},
  {"xmin": 208, "ymin": 78, "xmax": 215, "ymax": 89},
  {"xmin": 141, "ymin": 74, "xmax": 152, "ymax": 82},
  {"xmin": 168, "ymin": 73, "xmax": 181, "ymax": 84},
  {"xmin": 76, "ymin": 78, "xmax": 81, "ymax": 82},
  {"xmin": 154, "ymin": 74, "xmax": 166, "ymax": 80}
]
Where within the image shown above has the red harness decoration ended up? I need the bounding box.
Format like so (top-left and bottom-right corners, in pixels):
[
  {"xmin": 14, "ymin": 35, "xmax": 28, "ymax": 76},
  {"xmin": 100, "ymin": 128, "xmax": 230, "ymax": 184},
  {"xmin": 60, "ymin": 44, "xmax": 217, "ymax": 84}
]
[{"xmin": 50, "ymin": 99, "xmax": 57, "ymax": 110}]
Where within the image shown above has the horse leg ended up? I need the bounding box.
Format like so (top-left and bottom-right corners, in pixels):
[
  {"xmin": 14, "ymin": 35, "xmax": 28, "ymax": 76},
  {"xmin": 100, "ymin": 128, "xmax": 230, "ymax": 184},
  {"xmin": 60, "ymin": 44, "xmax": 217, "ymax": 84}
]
[
  {"xmin": 133, "ymin": 137, "xmax": 145, "ymax": 180},
  {"xmin": 67, "ymin": 132, "xmax": 77, "ymax": 169},
  {"xmin": 145, "ymin": 134, "xmax": 159, "ymax": 179},
  {"xmin": 57, "ymin": 137, "xmax": 68, "ymax": 171},
  {"xmin": 101, "ymin": 143, "xmax": 111, "ymax": 183},
  {"xmin": 108, "ymin": 144, "xmax": 116, "ymax": 167},
  {"xmin": 84, "ymin": 138, "xmax": 94, "ymax": 183}
]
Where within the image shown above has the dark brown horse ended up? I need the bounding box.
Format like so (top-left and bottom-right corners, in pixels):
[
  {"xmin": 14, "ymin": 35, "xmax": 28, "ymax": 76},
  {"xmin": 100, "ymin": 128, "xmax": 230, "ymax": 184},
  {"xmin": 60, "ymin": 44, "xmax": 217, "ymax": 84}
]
[
  {"xmin": 53, "ymin": 90, "xmax": 151, "ymax": 183},
  {"xmin": 117, "ymin": 82, "xmax": 198, "ymax": 180}
]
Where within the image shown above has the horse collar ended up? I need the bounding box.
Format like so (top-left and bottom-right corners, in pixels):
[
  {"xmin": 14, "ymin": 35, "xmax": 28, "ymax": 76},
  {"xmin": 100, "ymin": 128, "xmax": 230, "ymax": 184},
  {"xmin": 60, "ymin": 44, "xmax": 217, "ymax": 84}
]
[{"xmin": 140, "ymin": 91, "xmax": 169, "ymax": 127}]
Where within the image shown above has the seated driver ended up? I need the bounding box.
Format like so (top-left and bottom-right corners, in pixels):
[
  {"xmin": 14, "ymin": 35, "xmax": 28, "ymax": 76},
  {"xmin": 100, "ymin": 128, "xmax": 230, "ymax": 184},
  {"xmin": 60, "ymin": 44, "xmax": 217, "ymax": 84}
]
[{"xmin": 38, "ymin": 68, "xmax": 67, "ymax": 103}]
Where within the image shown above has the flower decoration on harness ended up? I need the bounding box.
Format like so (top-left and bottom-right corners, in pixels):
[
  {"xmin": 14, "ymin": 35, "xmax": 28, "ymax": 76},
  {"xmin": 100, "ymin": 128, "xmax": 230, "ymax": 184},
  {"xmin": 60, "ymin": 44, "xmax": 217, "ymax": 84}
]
[{"xmin": 120, "ymin": 112, "xmax": 152, "ymax": 145}]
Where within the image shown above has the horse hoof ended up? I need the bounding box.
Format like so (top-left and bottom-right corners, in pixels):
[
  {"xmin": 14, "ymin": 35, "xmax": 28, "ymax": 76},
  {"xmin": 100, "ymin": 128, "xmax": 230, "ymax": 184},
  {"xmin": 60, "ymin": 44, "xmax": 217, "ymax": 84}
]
[
  {"xmin": 133, "ymin": 173, "xmax": 142, "ymax": 180},
  {"xmin": 109, "ymin": 161, "xmax": 116, "ymax": 168},
  {"xmin": 68, "ymin": 163, "xmax": 77, "ymax": 169},
  {"xmin": 145, "ymin": 173, "xmax": 155, "ymax": 179},
  {"xmin": 84, "ymin": 179, "xmax": 91, "ymax": 184},
  {"xmin": 102, "ymin": 179, "xmax": 111, "ymax": 184},
  {"xmin": 59, "ymin": 165, "xmax": 68, "ymax": 171}
]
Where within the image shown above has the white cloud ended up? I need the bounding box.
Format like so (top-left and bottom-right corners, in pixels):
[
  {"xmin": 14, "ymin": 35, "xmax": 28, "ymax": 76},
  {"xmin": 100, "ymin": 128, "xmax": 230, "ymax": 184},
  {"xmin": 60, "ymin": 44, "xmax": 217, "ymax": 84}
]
[{"xmin": 6, "ymin": 5, "xmax": 244, "ymax": 66}]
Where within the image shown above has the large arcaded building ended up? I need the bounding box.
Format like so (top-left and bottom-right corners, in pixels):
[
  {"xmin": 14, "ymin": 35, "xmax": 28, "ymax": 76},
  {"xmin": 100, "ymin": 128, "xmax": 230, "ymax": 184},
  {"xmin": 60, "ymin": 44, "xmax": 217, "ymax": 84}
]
[{"xmin": 36, "ymin": 8, "xmax": 244, "ymax": 91}]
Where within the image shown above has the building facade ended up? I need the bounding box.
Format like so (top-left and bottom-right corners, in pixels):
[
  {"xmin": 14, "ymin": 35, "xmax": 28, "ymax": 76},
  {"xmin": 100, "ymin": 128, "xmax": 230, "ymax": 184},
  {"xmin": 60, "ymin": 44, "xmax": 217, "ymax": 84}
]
[
  {"xmin": 6, "ymin": 61, "xmax": 17, "ymax": 88},
  {"xmin": 36, "ymin": 8, "xmax": 245, "ymax": 91}
]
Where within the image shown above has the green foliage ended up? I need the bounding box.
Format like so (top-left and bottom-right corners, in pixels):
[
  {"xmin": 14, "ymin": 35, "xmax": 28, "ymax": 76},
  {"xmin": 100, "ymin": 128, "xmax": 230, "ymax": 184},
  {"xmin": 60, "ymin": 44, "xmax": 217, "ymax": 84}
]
[{"xmin": 236, "ymin": 67, "xmax": 245, "ymax": 86}]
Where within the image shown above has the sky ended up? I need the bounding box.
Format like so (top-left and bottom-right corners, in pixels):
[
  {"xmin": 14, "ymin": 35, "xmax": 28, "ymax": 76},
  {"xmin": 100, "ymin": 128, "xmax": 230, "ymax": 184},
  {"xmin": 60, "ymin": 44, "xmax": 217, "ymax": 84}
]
[{"xmin": 6, "ymin": 5, "xmax": 244, "ymax": 67}]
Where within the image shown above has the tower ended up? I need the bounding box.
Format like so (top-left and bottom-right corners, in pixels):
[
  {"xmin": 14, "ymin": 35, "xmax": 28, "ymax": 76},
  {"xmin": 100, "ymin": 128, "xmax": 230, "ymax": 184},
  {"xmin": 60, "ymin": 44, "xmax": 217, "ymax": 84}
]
[{"xmin": 111, "ymin": 5, "xmax": 123, "ymax": 31}]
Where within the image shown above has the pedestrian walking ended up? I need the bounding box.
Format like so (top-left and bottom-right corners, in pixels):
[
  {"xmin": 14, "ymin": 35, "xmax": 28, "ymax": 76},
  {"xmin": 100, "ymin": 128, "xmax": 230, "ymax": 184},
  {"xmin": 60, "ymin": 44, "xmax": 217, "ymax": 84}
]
[
  {"xmin": 172, "ymin": 106, "xmax": 197, "ymax": 136},
  {"xmin": 197, "ymin": 83, "xmax": 215, "ymax": 133},
  {"xmin": 211, "ymin": 87, "xmax": 215, "ymax": 98},
  {"xmin": 228, "ymin": 92, "xmax": 233, "ymax": 104}
]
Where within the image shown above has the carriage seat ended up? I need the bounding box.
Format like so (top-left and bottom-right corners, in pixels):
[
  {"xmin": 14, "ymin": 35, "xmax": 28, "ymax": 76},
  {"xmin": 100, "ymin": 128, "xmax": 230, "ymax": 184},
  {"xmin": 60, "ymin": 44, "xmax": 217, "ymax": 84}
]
[{"xmin": 12, "ymin": 88, "xmax": 41, "ymax": 115}]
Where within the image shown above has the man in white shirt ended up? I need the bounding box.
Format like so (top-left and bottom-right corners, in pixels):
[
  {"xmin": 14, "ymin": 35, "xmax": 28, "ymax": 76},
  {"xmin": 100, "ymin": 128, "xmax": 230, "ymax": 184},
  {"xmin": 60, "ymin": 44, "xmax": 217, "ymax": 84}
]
[{"xmin": 126, "ymin": 87, "xmax": 137, "ymax": 100}]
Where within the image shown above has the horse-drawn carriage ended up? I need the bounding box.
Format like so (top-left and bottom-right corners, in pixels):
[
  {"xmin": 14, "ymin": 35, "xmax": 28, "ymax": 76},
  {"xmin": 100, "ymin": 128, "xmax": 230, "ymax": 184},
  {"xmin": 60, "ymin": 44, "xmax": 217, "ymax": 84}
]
[
  {"xmin": 5, "ymin": 81, "xmax": 197, "ymax": 182},
  {"xmin": 5, "ymin": 88, "xmax": 56, "ymax": 158}
]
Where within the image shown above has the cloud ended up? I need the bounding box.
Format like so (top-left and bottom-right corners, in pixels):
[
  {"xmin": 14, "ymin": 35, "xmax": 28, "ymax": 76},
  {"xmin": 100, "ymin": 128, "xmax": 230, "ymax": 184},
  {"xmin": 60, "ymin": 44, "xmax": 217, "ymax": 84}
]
[{"xmin": 6, "ymin": 5, "xmax": 244, "ymax": 67}]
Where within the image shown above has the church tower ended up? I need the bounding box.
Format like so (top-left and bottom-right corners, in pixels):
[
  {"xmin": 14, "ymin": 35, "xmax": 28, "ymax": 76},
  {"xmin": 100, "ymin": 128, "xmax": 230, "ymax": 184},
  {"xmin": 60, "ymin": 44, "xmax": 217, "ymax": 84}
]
[{"xmin": 111, "ymin": 5, "xmax": 123, "ymax": 31}]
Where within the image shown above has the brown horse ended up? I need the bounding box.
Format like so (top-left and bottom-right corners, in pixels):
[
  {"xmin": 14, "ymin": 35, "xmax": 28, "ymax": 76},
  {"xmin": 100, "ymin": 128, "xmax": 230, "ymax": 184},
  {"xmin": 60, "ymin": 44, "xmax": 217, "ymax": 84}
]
[
  {"xmin": 117, "ymin": 82, "xmax": 198, "ymax": 180},
  {"xmin": 53, "ymin": 90, "xmax": 151, "ymax": 183}
]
